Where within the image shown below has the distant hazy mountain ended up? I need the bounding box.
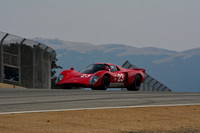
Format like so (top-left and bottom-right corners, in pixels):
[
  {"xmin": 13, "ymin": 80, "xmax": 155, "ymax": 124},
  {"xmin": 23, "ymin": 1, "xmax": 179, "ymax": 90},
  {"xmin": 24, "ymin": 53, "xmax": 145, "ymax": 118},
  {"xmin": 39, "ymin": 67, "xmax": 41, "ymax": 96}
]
[{"xmin": 34, "ymin": 38, "xmax": 200, "ymax": 92}]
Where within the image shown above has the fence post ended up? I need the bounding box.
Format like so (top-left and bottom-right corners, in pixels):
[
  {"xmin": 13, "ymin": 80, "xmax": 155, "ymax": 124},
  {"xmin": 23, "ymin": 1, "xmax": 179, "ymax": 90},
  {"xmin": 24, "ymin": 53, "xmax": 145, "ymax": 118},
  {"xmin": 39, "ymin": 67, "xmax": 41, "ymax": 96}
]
[
  {"xmin": 143, "ymin": 75, "xmax": 150, "ymax": 91},
  {"xmin": 48, "ymin": 51, "xmax": 54, "ymax": 89},
  {"xmin": 0, "ymin": 33, "xmax": 9, "ymax": 83},
  {"xmin": 147, "ymin": 78, "xmax": 154, "ymax": 91},
  {"xmin": 152, "ymin": 81, "xmax": 158, "ymax": 91},
  {"xmin": 18, "ymin": 39, "xmax": 26, "ymax": 86},
  {"xmin": 32, "ymin": 46, "xmax": 36, "ymax": 88},
  {"xmin": 40, "ymin": 46, "xmax": 48, "ymax": 88}
]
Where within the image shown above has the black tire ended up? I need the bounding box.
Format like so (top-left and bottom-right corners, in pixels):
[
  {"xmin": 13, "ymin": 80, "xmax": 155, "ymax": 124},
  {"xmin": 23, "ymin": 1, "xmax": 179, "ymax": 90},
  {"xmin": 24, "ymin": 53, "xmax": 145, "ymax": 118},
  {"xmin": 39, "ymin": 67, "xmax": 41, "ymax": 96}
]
[
  {"xmin": 127, "ymin": 75, "xmax": 141, "ymax": 91},
  {"xmin": 91, "ymin": 75, "xmax": 110, "ymax": 90}
]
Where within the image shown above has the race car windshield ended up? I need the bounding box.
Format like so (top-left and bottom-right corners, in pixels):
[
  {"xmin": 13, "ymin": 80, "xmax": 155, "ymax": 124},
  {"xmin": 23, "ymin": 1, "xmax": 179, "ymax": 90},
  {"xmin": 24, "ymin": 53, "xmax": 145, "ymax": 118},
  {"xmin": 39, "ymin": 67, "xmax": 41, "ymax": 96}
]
[{"xmin": 81, "ymin": 64, "xmax": 108, "ymax": 74}]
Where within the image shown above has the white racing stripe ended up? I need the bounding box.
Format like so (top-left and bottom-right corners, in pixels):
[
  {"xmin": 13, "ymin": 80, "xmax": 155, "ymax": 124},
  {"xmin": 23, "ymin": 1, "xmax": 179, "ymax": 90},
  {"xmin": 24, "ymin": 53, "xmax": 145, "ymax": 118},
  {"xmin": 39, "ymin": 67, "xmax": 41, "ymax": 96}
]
[{"xmin": 0, "ymin": 103, "xmax": 200, "ymax": 115}]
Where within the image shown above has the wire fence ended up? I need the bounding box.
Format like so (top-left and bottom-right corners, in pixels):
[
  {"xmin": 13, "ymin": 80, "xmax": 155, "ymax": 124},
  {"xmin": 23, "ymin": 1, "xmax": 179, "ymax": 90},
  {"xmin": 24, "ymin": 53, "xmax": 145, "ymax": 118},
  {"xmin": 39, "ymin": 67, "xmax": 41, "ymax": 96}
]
[{"xmin": 0, "ymin": 31, "xmax": 56, "ymax": 89}]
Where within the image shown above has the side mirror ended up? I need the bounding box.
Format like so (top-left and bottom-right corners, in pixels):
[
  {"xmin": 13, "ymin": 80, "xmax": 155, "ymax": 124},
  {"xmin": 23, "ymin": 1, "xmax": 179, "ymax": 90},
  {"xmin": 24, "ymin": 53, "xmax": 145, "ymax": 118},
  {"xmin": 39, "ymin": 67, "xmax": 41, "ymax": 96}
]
[
  {"xmin": 105, "ymin": 67, "xmax": 109, "ymax": 71},
  {"xmin": 70, "ymin": 67, "xmax": 74, "ymax": 70}
]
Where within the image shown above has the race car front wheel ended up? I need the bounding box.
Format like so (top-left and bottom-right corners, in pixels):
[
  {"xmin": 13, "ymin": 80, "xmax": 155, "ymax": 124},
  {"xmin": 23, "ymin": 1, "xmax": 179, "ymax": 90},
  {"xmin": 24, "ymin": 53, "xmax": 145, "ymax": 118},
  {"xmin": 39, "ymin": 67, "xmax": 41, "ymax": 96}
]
[
  {"xmin": 127, "ymin": 74, "xmax": 141, "ymax": 91},
  {"xmin": 101, "ymin": 75, "xmax": 110, "ymax": 90},
  {"xmin": 91, "ymin": 75, "xmax": 110, "ymax": 90}
]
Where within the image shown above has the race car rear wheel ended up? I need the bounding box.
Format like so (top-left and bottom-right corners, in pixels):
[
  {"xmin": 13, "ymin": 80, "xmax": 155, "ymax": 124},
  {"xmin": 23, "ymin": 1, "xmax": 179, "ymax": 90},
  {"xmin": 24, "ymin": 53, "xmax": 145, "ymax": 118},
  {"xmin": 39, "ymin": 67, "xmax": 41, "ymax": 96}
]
[{"xmin": 127, "ymin": 74, "xmax": 141, "ymax": 91}]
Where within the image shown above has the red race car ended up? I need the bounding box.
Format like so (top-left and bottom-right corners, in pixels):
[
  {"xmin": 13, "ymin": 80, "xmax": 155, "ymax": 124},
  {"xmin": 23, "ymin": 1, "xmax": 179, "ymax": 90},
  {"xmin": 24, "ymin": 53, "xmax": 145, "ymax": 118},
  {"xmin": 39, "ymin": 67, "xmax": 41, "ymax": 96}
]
[{"xmin": 56, "ymin": 63, "xmax": 145, "ymax": 91}]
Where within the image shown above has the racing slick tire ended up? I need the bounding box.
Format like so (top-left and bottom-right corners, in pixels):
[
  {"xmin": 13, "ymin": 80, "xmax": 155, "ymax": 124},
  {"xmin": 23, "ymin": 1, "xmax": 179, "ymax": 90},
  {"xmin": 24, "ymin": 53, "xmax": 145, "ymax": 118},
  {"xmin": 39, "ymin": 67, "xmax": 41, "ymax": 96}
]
[
  {"xmin": 91, "ymin": 75, "xmax": 110, "ymax": 90},
  {"xmin": 127, "ymin": 74, "xmax": 141, "ymax": 91},
  {"xmin": 100, "ymin": 75, "xmax": 110, "ymax": 90}
]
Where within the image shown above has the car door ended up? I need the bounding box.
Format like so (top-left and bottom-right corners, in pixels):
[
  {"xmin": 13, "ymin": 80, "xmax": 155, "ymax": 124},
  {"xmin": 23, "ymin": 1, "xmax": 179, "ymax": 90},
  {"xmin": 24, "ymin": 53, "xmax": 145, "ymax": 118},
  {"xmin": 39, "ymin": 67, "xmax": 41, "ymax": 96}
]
[{"xmin": 110, "ymin": 65, "xmax": 125, "ymax": 83}]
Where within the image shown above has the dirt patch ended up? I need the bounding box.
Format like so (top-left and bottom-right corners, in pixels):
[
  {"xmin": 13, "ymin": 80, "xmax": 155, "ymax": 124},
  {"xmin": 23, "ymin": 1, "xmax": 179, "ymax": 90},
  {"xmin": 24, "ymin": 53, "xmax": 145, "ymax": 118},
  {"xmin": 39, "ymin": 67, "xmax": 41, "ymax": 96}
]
[
  {"xmin": 0, "ymin": 105, "xmax": 200, "ymax": 133},
  {"xmin": 0, "ymin": 83, "xmax": 24, "ymax": 89}
]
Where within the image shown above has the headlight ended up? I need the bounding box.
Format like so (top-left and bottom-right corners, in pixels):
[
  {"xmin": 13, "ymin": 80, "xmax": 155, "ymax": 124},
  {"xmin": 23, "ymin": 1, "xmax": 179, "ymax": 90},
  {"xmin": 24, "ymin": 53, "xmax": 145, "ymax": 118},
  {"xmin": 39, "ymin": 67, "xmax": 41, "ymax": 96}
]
[
  {"xmin": 57, "ymin": 74, "xmax": 64, "ymax": 83},
  {"xmin": 90, "ymin": 75, "xmax": 99, "ymax": 85}
]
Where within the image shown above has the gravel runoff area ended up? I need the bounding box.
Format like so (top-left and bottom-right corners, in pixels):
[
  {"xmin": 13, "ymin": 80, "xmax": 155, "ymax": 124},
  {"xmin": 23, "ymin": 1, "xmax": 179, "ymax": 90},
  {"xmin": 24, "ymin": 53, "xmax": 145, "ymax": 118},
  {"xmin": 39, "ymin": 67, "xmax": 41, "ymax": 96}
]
[{"xmin": 0, "ymin": 105, "xmax": 200, "ymax": 133}]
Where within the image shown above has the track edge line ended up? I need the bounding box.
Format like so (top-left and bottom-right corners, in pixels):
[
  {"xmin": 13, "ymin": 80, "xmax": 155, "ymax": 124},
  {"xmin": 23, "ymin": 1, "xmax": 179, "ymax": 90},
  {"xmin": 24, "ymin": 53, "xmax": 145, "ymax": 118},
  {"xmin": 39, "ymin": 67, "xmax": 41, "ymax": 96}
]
[{"xmin": 1, "ymin": 103, "xmax": 200, "ymax": 115}]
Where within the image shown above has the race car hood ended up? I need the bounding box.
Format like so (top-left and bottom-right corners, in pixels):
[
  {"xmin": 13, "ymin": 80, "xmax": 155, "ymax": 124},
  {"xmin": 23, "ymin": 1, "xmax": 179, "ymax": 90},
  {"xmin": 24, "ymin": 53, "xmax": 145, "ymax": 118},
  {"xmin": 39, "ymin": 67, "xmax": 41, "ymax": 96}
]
[{"xmin": 58, "ymin": 72, "xmax": 95, "ymax": 86}]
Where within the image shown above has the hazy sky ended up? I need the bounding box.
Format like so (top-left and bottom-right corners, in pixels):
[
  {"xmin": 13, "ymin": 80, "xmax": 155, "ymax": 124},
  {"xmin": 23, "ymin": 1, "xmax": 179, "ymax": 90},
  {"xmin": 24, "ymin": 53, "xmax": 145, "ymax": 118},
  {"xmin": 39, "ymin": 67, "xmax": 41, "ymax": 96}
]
[{"xmin": 0, "ymin": 0, "xmax": 199, "ymax": 51}]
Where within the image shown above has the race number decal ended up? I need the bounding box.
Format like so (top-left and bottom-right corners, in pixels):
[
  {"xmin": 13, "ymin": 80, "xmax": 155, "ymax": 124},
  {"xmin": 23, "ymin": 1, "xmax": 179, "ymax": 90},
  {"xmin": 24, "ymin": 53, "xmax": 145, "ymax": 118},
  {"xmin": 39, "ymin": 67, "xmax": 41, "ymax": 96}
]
[
  {"xmin": 81, "ymin": 74, "xmax": 91, "ymax": 78},
  {"xmin": 117, "ymin": 74, "xmax": 124, "ymax": 82}
]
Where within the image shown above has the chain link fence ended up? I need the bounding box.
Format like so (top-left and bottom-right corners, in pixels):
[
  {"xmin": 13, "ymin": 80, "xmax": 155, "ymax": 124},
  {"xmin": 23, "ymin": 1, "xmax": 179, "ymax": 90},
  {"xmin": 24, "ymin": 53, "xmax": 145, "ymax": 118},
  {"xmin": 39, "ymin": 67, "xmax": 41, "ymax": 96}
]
[
  {"xmin": 0, "ymin": 31, "xmax": 56, "ymax": 89},
  {"xmin": 122, "ymin": 60, "xmax": 171, "ymax": 91}
]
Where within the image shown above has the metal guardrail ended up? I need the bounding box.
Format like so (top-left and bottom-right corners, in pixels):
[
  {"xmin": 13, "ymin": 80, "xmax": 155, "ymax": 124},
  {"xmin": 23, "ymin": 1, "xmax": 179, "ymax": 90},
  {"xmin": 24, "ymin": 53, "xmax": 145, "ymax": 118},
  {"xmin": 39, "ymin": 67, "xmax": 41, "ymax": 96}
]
[
  {"xmin": 122, "ymin": 60, "xmax": 171, "ymax": 91},
  {"xmin": 0, "ymin": 31, "xmax": 56, "ymax": 89}
]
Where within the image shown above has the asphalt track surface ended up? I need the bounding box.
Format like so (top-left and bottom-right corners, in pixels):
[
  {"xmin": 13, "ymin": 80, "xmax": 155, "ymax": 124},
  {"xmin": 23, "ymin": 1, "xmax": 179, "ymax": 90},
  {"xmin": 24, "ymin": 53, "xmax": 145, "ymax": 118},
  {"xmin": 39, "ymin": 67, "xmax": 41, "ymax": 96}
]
[{"xmin": 0, "ymin": 88, "xmax": 200, "ymax": 114}]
